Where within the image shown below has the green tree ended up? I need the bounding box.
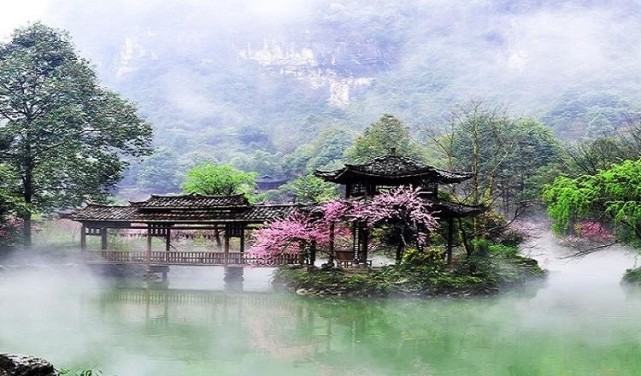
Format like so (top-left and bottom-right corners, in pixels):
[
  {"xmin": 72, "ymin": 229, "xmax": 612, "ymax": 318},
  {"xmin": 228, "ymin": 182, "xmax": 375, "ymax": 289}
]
[
  {"xmin": 0, "ymin": 23, "xmax": 153, "ymax": 246},
  {"xmin": 285, "ymin": 128, "xmax": 354, "ymax": 175},
  {"xmin": 498, "ymin": 118, "xmax": 562, "ymax": 213},
  {"xmin": 543, "ymin": 159, "xmax": 641, "ymax": 246},
  {"xmin": 182, "ymin": 163, "xmax": 257, "ymax": 197},
  {"xmin": 137, "ymin": 147, "xmax": 182, "ymax": 194},
  {"xmin": 563, "ymin": 118, "xmax": 641, "ymax": 177},
  {"xmin": 281, "ymin": 174, "xmax": 338, "ymax": 204},
  {"xmin": 434, "ymin": 102, "xmax": 561, "ymax": 216},
  {"xmin": 344, "ymin": 114, "xmax": 424, "ymax": 163}
]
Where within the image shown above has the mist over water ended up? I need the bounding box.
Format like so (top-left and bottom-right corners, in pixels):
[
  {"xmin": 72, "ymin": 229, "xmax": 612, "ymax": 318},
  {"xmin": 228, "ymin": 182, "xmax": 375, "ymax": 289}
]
[{"xmin": 2, "ymin": 234, "xmax": 641, "ymax": 376}]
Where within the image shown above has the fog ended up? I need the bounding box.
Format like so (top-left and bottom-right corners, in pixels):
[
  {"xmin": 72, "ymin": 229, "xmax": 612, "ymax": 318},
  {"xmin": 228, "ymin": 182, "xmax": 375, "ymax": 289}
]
[
  {"xmin": 2, "ymin": 230, "xmax": 641, "ymax": 375},
  {"xmin": 4, "ymin": 0, "xmax": 640, "ymax": 145}
]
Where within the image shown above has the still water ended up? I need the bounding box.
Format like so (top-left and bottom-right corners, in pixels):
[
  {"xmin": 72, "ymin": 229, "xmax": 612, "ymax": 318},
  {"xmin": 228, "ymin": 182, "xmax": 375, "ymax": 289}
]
[{"xmin": 2, "ymin": 234, "xmax": 641, "ymax": 376}]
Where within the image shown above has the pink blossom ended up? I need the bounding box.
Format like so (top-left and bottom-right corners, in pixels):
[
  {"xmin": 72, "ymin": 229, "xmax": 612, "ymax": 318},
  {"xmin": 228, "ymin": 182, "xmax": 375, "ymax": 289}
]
[
  {"xmin": 575, "ymin": 220, "xmax": 614, "ymax": 242},
  {"xmin": 249, "ymin": 186, "xmax": 440, "ymax": 263}
]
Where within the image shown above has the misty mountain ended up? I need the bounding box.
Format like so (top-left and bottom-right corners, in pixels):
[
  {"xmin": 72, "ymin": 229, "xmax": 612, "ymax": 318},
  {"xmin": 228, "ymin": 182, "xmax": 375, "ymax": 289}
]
[{"xmin": 36, "ymin": 0, "xmax": 641, "ymax": 183}]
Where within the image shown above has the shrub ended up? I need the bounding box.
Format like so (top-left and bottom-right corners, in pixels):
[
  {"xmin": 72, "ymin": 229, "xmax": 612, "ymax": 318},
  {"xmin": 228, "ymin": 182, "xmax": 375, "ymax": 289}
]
[{"xmin": 623, "ymin": 267, "xmax": 641, "ymax": 284}]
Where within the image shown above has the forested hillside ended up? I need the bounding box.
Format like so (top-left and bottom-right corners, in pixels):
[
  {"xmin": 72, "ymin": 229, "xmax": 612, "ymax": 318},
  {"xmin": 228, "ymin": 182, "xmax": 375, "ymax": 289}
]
[{"xmin": 36, "ymin": 0, "xmax": 641, "ymax": 194}]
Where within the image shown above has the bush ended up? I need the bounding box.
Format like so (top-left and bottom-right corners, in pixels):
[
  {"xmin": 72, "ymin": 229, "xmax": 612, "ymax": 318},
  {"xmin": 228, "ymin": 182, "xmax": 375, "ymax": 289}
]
[
  {"xmin": 623, "ymin": 267, "xmax": 641, "ymax": 284},
  {"xmin": 0, "ymin": 216, "xmax": 22, "ymax": 252},
  {"xmin": 59, "ymin": 369, "xmax": 103, "ymax": 376}
]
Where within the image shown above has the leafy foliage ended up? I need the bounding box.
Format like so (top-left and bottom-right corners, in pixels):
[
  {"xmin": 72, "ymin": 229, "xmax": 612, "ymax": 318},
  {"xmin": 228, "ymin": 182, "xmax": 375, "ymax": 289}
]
[
  {"xmin": 272, "ymin": 242, "xmax": 544, "ymax": 297},
  {"xmin": 623, "ymin": 267, "xmax": 641, "ymax": 284},
  {"xmin": 0, "ymin": 23, "xmax": 153, "ymax": 245},
  {"xmin": 543, "ymin": 159, "xmax": 641, "ymax": 246},
  {"xmin": 58, "ymin": 369, "xmax": 103, "ymax": 376},
  {"xmin": 278, "ymin": 174, "xmax": 338, "ymax": 204},
  {"xmin": 344, "ymin": 114, "xmax": 424, "ymax": 163},
  {"xmin": 436, "ymin": 102, "xmax": 561, "ymax": 214},
  {"xmin": 181, "ymin": 163, "xmax": 257, "ymax": 197},
  {"xmin": 285, "ymin": 128, "xmax": 354, "ymax": 175}
]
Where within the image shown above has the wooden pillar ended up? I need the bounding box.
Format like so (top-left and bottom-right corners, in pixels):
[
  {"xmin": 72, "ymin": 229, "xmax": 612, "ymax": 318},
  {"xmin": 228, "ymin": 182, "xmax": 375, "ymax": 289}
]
[
  {"xmin": 352, "ymin": 223, "xmax": 359, "ymax": 261},
  {"xmin": 309, "ymin": 240, "xmax": 317, "ymax": 266},
  {"xmin": 146, "ymin": 225, "xmax": 152, "ymax": 264},
  {"xmin": 100, "ymin": 227, "xmax": 108, "ymax": 250},
  {"xmin": 360, "ymin": 227, "xmax": 369, "ymax": 264},
  {"xmin": 239, "ymin": 227, "xmax": 245, "ymax": 253},
  {"xmin": 224, "ymin": 224, "xmax": 230, "ymax": 265},
  {"xmin": 80, "ymin": 224, "xmax": 87, "ymax": 252},
  {"xmin": 165, "ymin": 227, "xmax": 171, "ymax": 263},
  {"xmin": 446, "ymin": 217, "xmax": 454, "ymax": 264},
  {"xmin": 328, "ymin": 222, "xmax": 335, "ymax": 266}
]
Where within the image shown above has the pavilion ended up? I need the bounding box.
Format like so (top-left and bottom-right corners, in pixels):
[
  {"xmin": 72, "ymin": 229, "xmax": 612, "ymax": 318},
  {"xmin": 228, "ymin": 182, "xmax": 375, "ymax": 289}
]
[{"xmin": 314, "ymin": 152, "xmax": 484, "ymax": 264}]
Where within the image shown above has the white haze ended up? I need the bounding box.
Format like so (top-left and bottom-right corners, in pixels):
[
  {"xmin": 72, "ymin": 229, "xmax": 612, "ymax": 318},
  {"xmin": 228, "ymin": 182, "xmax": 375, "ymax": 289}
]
[{"xmin": 1, "ymin": 0, "xmax": 640, "ymax": 145}]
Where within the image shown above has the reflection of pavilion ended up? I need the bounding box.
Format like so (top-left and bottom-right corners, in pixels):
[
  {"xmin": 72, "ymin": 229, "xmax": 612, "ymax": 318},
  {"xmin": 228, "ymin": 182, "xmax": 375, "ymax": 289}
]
[{"xmin": 315, "ymin": 153, "xmax": 484, "ymax": 263}]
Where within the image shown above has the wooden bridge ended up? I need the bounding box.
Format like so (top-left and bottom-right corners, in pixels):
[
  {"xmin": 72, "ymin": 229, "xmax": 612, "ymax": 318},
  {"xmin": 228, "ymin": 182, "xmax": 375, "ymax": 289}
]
[{"xmin": 82, "ymin": 250, "xmax": 301, "ymax": 268}]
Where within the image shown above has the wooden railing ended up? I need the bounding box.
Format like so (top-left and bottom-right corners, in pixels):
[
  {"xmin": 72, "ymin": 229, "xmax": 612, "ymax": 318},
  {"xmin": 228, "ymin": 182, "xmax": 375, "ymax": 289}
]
[{"xmin": 83, "ymin": 250, "xmax": 302, "ymax": 267}]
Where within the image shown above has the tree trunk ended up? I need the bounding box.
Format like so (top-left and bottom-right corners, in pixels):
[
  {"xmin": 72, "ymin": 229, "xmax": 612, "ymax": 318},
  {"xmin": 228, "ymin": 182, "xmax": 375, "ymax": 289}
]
[
  {"xmin": 22, "ymin": 211, "xmax": 32, "ymax": 248},
  {"xmin": 22, "ymin": 168, "xmax": 33, "ymax": 248}
]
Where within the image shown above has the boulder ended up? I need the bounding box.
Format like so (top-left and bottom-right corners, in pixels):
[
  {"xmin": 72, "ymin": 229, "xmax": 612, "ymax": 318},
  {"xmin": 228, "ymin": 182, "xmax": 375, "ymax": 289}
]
[{"xmin": 0, "ymin": 353, "xmax": 56, "ymax": 376}]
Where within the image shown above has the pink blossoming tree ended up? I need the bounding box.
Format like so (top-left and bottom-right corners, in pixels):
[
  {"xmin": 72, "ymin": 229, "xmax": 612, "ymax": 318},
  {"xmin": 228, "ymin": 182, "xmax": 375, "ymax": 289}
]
[{"xmin": 249, "ymin": 186, "xmax": 440, "ymax": 265}]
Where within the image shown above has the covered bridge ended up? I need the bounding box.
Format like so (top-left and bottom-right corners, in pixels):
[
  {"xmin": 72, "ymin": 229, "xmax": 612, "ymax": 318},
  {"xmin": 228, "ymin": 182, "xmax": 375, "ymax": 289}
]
[{"xmin": 71, "ymin": 194, "xmax": 301, "ymax": 268}]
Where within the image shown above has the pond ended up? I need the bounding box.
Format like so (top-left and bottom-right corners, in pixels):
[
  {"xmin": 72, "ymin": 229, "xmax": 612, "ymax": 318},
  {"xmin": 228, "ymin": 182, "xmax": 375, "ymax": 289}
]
[{"xmin": 1, "ymin": 233, "xmax": 641, "ymax": 376}]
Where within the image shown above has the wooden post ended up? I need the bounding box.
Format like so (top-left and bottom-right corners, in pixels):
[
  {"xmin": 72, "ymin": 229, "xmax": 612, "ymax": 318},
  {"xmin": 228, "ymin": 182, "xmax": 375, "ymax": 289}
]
[
  {"xmin": 358, "ymin": 225, "xmax": 369, "ymax": 265},
  {"xmin": 446, "ymin": 217, "xmax": 454, "ymax": 264},
  {"xmin": 328, "ymin": 222, "xmax": 335, "ymax": 266},
  {"xmin": 80, "ymin": 224, "xmax": 87, "ymax": 253},
  {"xmin": 100, "ymin": 227, "xmax": 108, "ymax": 250},
  {"xmin": 224, "ymin": 224, "xmax": 230, "ymax": 265},
  {"xmin": 309, "ymin": 240, "xmax": 317, "ymax": 266},
  {"xmin": 352, "ymin": 223, "xmax": 360, "ymax": 263},
  {"xmin": 165, "ymin": 227, "xmax": 171, "ymax": 263},
  {"xmin": 146, "ymin": 225, "xmax": 152, "ymax": 264}
]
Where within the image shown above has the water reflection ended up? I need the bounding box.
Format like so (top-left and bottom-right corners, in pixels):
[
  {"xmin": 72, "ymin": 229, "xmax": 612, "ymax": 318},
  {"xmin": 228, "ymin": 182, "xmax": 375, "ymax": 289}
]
[{"xmin": 2, "ymin": 239, "xmax": 641, "ymax": 375}]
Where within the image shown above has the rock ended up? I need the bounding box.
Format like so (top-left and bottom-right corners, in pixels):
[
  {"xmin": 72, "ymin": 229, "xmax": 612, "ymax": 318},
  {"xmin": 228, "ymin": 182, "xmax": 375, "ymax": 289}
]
[{"xmin": 0, "ymin": 353, "xmax": 56, "ymax": 376}]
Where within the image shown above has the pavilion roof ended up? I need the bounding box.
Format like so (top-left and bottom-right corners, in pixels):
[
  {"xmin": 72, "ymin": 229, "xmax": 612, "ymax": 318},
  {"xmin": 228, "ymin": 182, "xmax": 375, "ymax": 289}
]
[
  {"xmin": 71, "ymin": 194, "xmax": 298, "ymax": 224},
  {"xmin": 131, "ymin": 193, "xmax": 250, "ymax": 209},
  {"xmin": 315, "ymin": 155, "xmax": 473, "ymax": 185},
  {"xmin": 431, "ymin": 200, "xmax": 485, "ymax": 218}
]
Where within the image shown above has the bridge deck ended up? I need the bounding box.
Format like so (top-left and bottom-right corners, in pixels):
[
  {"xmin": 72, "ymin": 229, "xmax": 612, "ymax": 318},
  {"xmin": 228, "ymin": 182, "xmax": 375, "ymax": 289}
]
[{"xmin": 83, "ymin": 250, "xmax": 301, "ymax": 267}]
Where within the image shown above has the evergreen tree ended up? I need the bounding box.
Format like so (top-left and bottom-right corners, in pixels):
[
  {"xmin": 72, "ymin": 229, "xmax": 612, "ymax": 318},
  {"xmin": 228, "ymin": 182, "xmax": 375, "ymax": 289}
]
[{"xmin": 0, "ymin": 23, "xmax": 153, "ymax": 246}]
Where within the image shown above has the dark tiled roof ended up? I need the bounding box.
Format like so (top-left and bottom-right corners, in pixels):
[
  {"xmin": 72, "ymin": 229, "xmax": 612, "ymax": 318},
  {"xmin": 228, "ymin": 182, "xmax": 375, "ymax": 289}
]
[
  {"xmin": 241, "ymin": 205, "xmax": 300, "ymax": 221},
  {"xmin": 348, "ymin": 155, "xmax": 432, "ymax": 176},
  {"xmin": 71, "ymin": 204, "xmax": 139, "ymax": 222},
  {"xmin": 315, "ymin": 155, "xmax": 473, "ymax": 184},
  {"xmin": 131, "ymin": 194, "xmax": 250, "ymax": 208},
  {"xmin": 431, "ymin": 200, "xmax": 486, "ymax": 218},
  {"xmin": 71, "ymin": 195, "xmax": 298, "ymax": 224}
]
